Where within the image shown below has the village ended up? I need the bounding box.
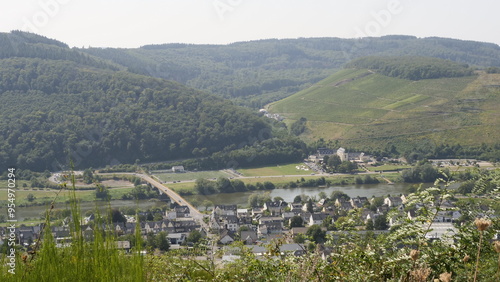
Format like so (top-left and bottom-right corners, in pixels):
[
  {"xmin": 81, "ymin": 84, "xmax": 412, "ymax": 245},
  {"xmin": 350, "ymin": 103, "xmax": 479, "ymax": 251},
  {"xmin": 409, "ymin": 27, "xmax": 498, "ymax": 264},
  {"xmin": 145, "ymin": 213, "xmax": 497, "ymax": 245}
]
[
  {"xmin": 2, "ymin": 188, "xmax": 482, "ymax": 259},
  {"xmin": 3, "ymin": 146, "xmax": 497, "ymax": 259}
]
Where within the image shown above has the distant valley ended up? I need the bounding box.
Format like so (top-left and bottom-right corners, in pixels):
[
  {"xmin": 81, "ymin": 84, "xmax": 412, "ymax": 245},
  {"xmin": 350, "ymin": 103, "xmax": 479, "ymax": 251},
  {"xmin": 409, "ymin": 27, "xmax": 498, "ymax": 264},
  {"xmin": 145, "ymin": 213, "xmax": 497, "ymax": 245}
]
[
  {"xmin": 1, "ymin": 31, "xmax": 500, "ymax": 172},
  {"xmin": 81, "ymin": 35, "xmax": 500, "ymax": 108}
]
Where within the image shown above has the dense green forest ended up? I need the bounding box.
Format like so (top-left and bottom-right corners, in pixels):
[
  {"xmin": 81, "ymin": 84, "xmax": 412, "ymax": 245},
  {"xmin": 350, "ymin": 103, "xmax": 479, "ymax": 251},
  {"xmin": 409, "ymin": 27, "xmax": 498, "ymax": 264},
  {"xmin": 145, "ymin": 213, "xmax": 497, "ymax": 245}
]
[
  {"xmin": 0, "ymin": 32, "xmax": 274, "ymax": 171},
  {"xmin": 81, "ymin": 35, "xmax": 500, "ymax": 107},
  {"xmin": 0, "ymin": 31, "xmax": 118, "ymax": 70},
  {"xmin": 345, "ymin": 56, "xmax": 474, "ymax": 80},
  {"xmin": 145, "ymin": 136, "xmax": 307, "ymax": 172}
]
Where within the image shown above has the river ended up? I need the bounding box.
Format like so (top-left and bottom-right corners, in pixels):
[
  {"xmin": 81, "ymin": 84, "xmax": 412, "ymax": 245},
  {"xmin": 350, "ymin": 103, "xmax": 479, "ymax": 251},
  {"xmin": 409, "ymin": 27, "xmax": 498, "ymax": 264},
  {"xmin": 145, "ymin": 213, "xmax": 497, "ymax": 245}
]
[{"xmin": 185, "ymin": 183, "xmax": 426, "ymax": 209}]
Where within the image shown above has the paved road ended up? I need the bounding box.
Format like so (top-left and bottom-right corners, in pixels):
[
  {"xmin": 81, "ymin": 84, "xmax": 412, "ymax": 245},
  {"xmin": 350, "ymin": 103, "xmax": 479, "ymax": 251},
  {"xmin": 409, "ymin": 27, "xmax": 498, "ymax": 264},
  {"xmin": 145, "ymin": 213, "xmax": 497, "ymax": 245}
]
[
  {"xmin": 108, "ymin": 173, "xmax": 208, "ymax": 230},
  {"xmin": 49, "ymin": 171, "xmax": 208, "ymax": 230},
  {"xmin": 138, "ymin": 174, "xmax": 204, "ymax": 221}
]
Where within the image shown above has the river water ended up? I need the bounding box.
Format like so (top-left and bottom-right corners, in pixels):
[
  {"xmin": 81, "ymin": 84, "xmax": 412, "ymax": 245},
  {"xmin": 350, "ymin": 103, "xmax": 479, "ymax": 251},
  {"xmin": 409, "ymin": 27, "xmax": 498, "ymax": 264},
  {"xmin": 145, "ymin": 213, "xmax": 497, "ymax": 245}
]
[{"xmin": 185, "ymin": 183, "xmax": 425, "ymax": 208}]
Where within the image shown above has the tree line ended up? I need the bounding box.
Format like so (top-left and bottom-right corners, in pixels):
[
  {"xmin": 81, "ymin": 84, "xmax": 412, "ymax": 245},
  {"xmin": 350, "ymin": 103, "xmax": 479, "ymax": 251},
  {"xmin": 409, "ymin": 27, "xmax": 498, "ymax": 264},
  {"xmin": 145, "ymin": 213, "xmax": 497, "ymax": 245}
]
[
  {"xmin": 345, "ymin": 56, "xmax": 474, "ymax": 80},
  {"xmin": 145, "ymin": 136, "xmax": 307, "ymax": 172},
  {"xmin": 195, "ymin": 177, "xmax": 275, "ymax": 195}
]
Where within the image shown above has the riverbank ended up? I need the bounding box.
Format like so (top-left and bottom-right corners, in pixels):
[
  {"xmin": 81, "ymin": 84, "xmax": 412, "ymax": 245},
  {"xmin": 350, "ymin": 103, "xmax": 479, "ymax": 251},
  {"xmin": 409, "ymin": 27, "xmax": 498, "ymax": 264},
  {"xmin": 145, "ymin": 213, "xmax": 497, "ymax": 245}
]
[
  {"xmin": 184, "ymin": 182, "xmax": 418, "ymax": 208},
  {"xmin": 165, "ymin": 172, "xmax": 402, "ymax": 196}
]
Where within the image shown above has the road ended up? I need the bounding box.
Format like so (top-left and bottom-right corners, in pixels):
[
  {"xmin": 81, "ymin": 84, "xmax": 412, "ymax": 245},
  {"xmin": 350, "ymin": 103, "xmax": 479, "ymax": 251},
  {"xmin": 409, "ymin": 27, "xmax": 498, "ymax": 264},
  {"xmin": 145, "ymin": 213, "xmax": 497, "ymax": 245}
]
[
  {"xmin": 49, "ymin": 171, "xmax": 208, "ymax": 230},
  {"xmin": 137, "ymin": 174, "xmax": 204, "ymax": 222}
]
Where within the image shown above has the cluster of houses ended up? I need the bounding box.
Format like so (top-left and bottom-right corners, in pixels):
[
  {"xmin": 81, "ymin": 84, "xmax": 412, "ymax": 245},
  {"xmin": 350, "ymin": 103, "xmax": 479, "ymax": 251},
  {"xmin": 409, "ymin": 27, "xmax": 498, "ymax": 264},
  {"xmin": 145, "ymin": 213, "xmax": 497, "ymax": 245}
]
[
  {"xmin": 210, "ymin": 197, "xmax": 365, "ymax": 245},
  {"xmin": 2, "ymin": 196, "xmax": 497, "ymax": 256},
  {"xmin": 209, "ymin": 201, "xmax": 335, "ymax": 245},
  {"xmin": 0, "ymin": 205, "xmax": 201, "ymax": 250},
  {"xmin": 208, "ymin": 193, "xmax": 478, "ymax": 246}
]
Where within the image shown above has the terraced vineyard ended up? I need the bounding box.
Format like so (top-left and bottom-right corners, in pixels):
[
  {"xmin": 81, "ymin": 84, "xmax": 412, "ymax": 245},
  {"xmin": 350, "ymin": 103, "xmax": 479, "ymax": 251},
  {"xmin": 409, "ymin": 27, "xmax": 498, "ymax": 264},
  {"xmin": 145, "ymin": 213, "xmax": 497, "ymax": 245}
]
[{"xmin": 268, "ymin": 68, "xmax": 500, "ymax": 149}]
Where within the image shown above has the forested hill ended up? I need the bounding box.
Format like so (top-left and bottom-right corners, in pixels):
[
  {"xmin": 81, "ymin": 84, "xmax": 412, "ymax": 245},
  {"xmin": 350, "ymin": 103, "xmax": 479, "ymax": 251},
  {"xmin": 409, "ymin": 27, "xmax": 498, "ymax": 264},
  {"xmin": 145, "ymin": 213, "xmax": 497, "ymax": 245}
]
[
  {"xmin": 0, "ymin": 31, "xmax": 119, "ymax": 71},
  {"xmin": 345, "ymin": 56, "xmax": 474, "ymax": 80},
  {"xmin": 0, "ymin": 32, "xmax": 271, "ymax": 171},
  {"xmin": 81, "ymin": 35, "xmax": 500, "ymax": 107}
]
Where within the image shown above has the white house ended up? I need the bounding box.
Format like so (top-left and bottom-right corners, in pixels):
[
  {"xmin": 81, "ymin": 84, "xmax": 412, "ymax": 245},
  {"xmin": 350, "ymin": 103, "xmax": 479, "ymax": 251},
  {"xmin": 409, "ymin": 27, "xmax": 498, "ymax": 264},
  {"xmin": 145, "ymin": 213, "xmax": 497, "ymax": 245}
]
[
  {"xmin": 309, "ymin": 213, "xmax": 329, "ymax": 226},
  {"xmin": 264, "ymin": 200, "xmax": 288, "ymax": 215},
  {"xmin": 289, "ymin": 203, "xmax": 303, "ymax": 212},
  {"xmin": 222, "ymin": 215, "xmax": 239, "ymax": 232},
  {"xmin": 213, "ymin": 205, "xmax": 237, "ymax": 217},
  {"xmin": 171, "ymin": 166, "xmax": 185, "ymax": 173},
  {"xmin": 384, "ymin": 196, "xmax": 403, "ymax": 207},
  {"xmin": 168, "ymin": 233, "xmax": 187, "ymax": 245},
  {"xmin": 237, "ymin": 209, "xmax": 249, "ymax": 217}
]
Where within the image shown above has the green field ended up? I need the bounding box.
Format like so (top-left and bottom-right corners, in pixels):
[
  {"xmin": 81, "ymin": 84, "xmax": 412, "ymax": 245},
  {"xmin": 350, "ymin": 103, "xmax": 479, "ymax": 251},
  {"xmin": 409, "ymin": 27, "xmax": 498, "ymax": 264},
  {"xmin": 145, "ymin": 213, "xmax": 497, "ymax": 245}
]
[
  {"xmin": 163, "ymin": 181, "xmax": 198, "ymax": 195},
  {"xmin": 0, "ymin": 179, "xmax": 134, "ymax": 206},
  {"xmin": 153, "ymin": 170, "xmax": 232, "ymax": 182},
  {"xmin": 268, "ymin": 69, "xmax": 500, "ymax": 148},
  {"xmin": 0, "ymin": 186, "xmax": 135, "ymax": 206},
  {"xmin": 365, "ymin": 164, "xmax": 412, "ymax": 172},
  {"xmin": 238, "ymin": 163, "xmax": 312, "ymax": 176}
]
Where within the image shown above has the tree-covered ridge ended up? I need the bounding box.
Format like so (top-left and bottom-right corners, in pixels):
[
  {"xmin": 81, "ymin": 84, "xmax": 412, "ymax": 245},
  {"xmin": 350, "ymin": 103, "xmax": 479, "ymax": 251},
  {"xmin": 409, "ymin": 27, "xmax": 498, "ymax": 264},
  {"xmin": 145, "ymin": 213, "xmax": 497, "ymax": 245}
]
[
  {"xmin": 81, "ymin": 36, "xmax": 500, "ymax": 107},
  {"xmin": 345, "ymin": 56, "xmax": 475, "ymax": 80},
  {"xmin": 4, "ymin": 30, "xmax": 68, "ymax": 48},
  {"xmin": 0, "ymin": 57, "xmax": 271, "ymax": 171},
  {"xmin": 0, "ymin": 31, "xmax": 118, "ymax": 71}
]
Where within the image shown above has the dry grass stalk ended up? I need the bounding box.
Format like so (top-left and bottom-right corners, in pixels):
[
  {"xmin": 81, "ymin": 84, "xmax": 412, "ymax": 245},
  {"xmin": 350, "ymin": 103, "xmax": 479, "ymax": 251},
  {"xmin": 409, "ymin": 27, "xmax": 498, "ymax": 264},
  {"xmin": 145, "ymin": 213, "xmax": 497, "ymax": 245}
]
[
  {"xmin": 410, "ymin": 249, "xmax": 420, "ymax": 261},
  {"xmin": 463, "ymin": 254, "xmax": 470, "ymax": 263},
  {"xmin": 474, "ymin": 218, "xmax": 491, "ymax": 231},
  {"xmin": 473, "ymin": 218, "xmax": 491, "ymax": 282},
  {"xmin": 439, "ymin": 271, "xmax": 452, "ymax": 282},
  {"xmin": 410, "ymin": 267, "xmax": 431, "ymax": 281},
  {"xmin": 494, "ymin": 241, "xmax": 500, "ymax": 253}
]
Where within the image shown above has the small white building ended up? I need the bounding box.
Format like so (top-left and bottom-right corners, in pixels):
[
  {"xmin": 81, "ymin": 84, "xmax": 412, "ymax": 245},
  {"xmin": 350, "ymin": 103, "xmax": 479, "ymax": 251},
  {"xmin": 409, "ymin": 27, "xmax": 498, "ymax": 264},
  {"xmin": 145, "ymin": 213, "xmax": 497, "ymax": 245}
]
[
  {"xmin": 116, "ymin": 241, "xmax": 131, "ymax": 250},
  {"xmin": 168, "ymin": 233, "xmax": 187, "ymax": 245},
  {"xmin": 309, "ymin": 213, "xmax": 330, "ymax": 226},
  {"xmin": 172, "ymin": 166, "xmax": 185, "ymax": 173},
  {"xmin": 384, "ymin": 196, "xmax": 403, "ymax": 207},
  {"xmin": 237, "ymin": 209, "xmax": 249, "ymax": 217}
]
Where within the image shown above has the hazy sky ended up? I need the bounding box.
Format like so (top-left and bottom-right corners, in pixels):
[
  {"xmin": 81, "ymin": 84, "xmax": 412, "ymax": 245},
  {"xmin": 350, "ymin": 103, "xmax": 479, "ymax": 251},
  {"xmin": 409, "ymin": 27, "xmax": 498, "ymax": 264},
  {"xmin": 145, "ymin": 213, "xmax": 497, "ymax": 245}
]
[{"xmin": 1, "ymin": 0, "xmax": 498, "ymax": 48}]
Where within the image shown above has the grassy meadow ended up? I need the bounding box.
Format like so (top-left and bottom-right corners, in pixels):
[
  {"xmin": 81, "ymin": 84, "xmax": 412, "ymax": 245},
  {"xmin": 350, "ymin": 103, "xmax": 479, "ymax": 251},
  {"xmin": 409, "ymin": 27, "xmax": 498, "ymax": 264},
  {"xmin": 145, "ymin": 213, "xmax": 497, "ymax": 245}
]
[
  {"xmin": 153, "ymin": 170, "xmax": 232, "ymax": 182},
  {"xmin": 237, "ymin": 163, "xmax": 312, "ymax": 176},
  {"xmin": 0, "ymin": 179, "xmax": 134, "ymax": 206},
  {"xmin": 365, "ymin": 164, "xmax": 412, "ymax": 172}
]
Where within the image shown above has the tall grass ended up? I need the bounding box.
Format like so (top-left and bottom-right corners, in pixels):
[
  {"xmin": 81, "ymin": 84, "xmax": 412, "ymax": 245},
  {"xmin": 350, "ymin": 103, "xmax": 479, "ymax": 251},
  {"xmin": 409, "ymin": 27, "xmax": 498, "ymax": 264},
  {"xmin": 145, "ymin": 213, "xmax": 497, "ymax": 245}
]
[{"xmin": 0, "ymin": 171, "xmax": 145, "ymax": 281}]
